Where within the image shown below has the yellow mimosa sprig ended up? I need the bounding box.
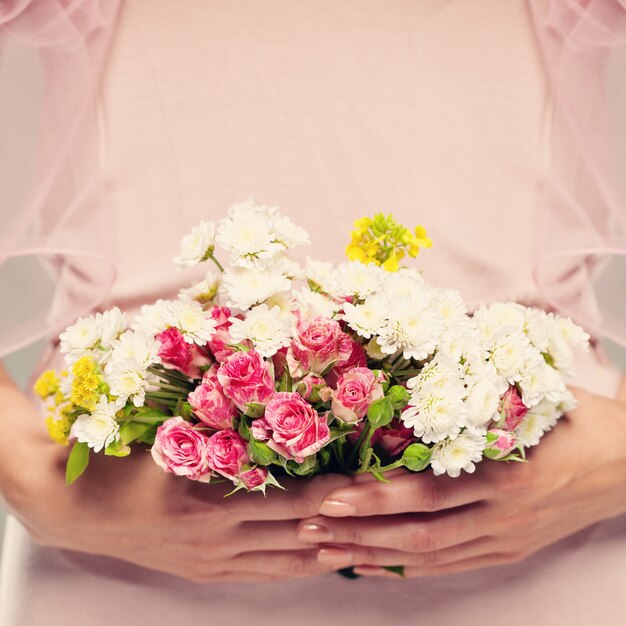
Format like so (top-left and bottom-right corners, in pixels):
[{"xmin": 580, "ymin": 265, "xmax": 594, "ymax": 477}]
[{"xmin": 346, "ymin": 213, "xmax": 432, "ymax": 271}]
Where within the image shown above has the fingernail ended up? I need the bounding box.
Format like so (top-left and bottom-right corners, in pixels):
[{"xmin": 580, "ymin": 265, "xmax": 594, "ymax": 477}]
[
  {"xmin": 318, "ymin": 546, "xmax": 353, "ymax": 567},
  {"xmin": 319, "ymin": 499, "xmax": 357, "ymax": 517},
  {"xmin": 298, "ymin": 523, "xmax": 334, "ymax": 543}
]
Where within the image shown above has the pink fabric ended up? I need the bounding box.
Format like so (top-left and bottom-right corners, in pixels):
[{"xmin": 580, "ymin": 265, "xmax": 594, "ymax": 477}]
[{"xmin": 1, "ymin": 1, "xmax": 625, "ymax": 624}]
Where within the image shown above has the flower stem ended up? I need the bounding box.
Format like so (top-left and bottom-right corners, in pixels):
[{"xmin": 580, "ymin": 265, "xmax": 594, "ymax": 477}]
[{"xmin": 208, "ymin": 253, "xmax": 225, "ymax": 273}]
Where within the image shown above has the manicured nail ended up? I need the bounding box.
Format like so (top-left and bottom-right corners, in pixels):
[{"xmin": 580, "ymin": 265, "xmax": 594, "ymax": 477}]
[
  {"xmin": 353, "ymin": 566, "xmax": 402, "ymax": 578},
  {"xmin": 319, "ymin": 499, "xmax": 357, "ymax": 517},
  {"xmin": 318, "ymin": 546, "xmax": 353, "ymax": 567},
  {"xmin": 298, "ymin": 523, "xmax": 334, "ymax": 543}
]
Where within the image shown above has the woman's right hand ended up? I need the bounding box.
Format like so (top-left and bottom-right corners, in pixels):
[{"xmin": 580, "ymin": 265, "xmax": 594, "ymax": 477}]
[{"xmin": 0, "ymin": 364, "xmax": 354, "ymax": 583}]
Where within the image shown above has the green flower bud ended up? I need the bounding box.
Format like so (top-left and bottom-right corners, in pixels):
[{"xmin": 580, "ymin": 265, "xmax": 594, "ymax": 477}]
[
  {"xmin": 402, "ymin": 443, "xmax": 432, "ymax": 472},
  {"xmin": 386, "ymin": 385, "xmax": 410, "ymax": 411},
  {"xmin": 367, "ymin": 398, "xmax": 394, "ymax": 428}
]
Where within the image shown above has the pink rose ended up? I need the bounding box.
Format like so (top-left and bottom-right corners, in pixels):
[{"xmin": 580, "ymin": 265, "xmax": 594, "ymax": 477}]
[
  {"xmin": 240, "ymin": 466, "xmax": 268, "ymax": 490},
  {"xmin": 151, "ymin": 416, "xmax": 212, "ymax": 482},
  {"xmin": 325, "ymin": 339, "xmax": 367, "ymax": 387},
  {"xmin": 257, "ymin": 392, "xmax": 330, "ymax": 463},
  {"xmin": 295, "ymin": 373, "xmax": 326, "ymax": 402},
  {"xmin": 156, "ymin": 327, "xmax": 211, "ymax": 378},
  {"xmin": 331, "ymin": 367, "xmax": 384, "ymax": 423},
  {"xmin": 206, "ymin": 306, "xmax": 238, "ymax": 362},
  {"xmin": 216, "ymin": 349, "xmax": 275, "ymax": 411},
  {"xmin": 502, "ymin": 386, "xmax": 529, "ymax": 430},
  {"xmin": 287, "ymin": 314, "xmax": 354, "ymax": 377},
  {"xmin": 206, "ymin": 429, "xmax": 250, "ymax": 480},
  {"xmin": 485, "ymin": 428, "xmax": 518, "ymax": 460},
  {"xmin": 188, "ymin": 376, "xmax": 238, "ymax": 430}
]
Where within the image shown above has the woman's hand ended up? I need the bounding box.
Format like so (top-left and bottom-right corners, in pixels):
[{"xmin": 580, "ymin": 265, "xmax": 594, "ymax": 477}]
[
  {"xmin": 297, "ymin": 385, "xmax": 626, "ymax": 578},
  {"xmin": 0, "ymin": 364, "xmax": 352, "ymax": 583}
]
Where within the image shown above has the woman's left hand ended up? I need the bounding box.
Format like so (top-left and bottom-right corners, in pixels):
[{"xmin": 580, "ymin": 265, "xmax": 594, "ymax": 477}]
[{"xmin": 297, "ymin": 385, "xmax": 626, "ymax": 578}]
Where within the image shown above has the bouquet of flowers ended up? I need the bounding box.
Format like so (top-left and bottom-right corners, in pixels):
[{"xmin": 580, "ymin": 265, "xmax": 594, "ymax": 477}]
[{"xmin": 34, "ymin": 201, "xmax": 589, "ymax": 493}]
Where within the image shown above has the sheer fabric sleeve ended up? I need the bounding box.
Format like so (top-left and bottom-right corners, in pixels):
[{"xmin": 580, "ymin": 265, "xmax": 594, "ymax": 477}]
[
  {"xmin": 0, "ymin": 0, "xmax": 121, "ymax": 358},
  {"xmin": 528, "ymin": 0, "xmax": 626, "ymax": 347}
]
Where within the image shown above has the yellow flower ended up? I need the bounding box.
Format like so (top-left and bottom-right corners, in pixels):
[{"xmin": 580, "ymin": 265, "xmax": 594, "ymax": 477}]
[
  {"xmin": 33, "ymin": 370, "xmax": 60, "ymax": 400},
  {"xmin": 404, "ymin": 225, "xmax": 432, "ymax": 257},
  {"xmin": 71, "ymin": 356, "xmax": 102, "ymax": 412},
  {"xmin": 45, "ymin": 413, "xmax": 72, "ymax": 446}
]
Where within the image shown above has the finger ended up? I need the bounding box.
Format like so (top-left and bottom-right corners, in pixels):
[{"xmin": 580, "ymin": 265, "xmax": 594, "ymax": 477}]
[
  {"xmin": 231, "ymin": 520, "xmax": 309, "ymax": 552},
  {"xmin": 188, "ymin": 570, "xmax": 289, "ymax": 583},
  {"xmin": 353, "ymin": 551, "xmax": 521, "ymax": 578},
  {"xmin": 314, "ymin": 536, "xmax": 495, "ymax": 569},
  {"xmin": 298, "ymin": 506, "xmax": 490, "ymax": 553},
  {"xmin": 228, "ymin": 549, "xmax": 352, "ymax": 578},
  {"xmin": 228, "ymin": 473, "xmax": 354, "ymax": 521},
  {"xmin": 317, "ymin": 472, "xmax": 491, "ymax": 518}
]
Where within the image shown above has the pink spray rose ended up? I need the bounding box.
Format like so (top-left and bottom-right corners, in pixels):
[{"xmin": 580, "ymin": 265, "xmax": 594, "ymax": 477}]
[
  {"xmin": 255, "ymin": 392, "xmax": 330, "ymax": 463},
  {"xmin": 501, "ymin": 386, "xmax": 529, "ymax": 430},
  {"xmin": 156, "ymin": 327, "xmax": 211, "ymax": 378},
  {"xmin": 286, "ymin": 314, "xmax": 353, "ymax": 378},
  {"xmin": 325, "ymin": 339, "xmax": 367, "ymax": 387},
  {"xmin": 240, "ymin": 466, "xmax": 269, "ymax": 490},
  {"xmin": 485, "ymin": 428, "xmax": 518, "ymax": 460},
  {"xmin": 331, "ymin": 367, "xmax": 384, "ymax": 423},
  {"xmin": 206, "ymin": 306, "xmax": 238, "ymax": 362},
  {"xmin": 206, "ymin": 429, "xmax": 250, "ymax": 480},
  {"xmin": 216, "ymin": 349, "xmax": 275, "ymax": 411},
  {"xmin": 151, "ymin": 416, "xmax": 212, "ymax": 481},
  {"xmin": 295, "ymin": 373, "xmax": 326, "ymax": 402},
  {"xmin": 188, "ymin": 376, "xmax": 238, "ymax": 430}
]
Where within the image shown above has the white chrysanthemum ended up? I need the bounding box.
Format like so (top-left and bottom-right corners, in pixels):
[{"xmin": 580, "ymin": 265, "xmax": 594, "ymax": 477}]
[
  {"xmin": 60, "ymin": 315, "xmax": 103, "ymax": 356},
  {"xmin": 487, "ymin": 329, "xmax": 533, "ymax": 383},
  {"xmin": 173, "ymin": 220, "xmax": 216, "ymax": 268},
  {"xmin": 524, "ymin": 308, "xmax": 552, "ymax": 352},
  {"xmin": 165, "ymin": 299, "xmax": 217, "ymax": 345},
  {"xmin": 407, "ymin": 356, "xmax": 466, "ymax": 396},
  {"xmin": 380, "ymin": 268, "xmax": 426, "ymax": 300},
  {"xmin": 514, "ymin": 399, "xmax": 561, "ymax": 447},
  {"xmin": 99, "ymin": 307, "xmax": 127, "ymax": 349},
  {"xmin": 216, "ymin": 199, "xmax": 279, "ymax": 268},
  {"xmin": 228, "ymin": 304, "xmax": 292, "ymax": 357},
  {"xmin": 222, "ymin": 266, "xmax": 292, "ymax": 310},
  {"xmin": 293, "ymin": 288, "xmax": 340, "ymax": 319},
  {"xmin": 377, "ymin": 301, "xmax": 443, "ymax": 360},
  {"xmin": 305, "ymin": 257, "xmax": 338, "ymax": 296},
  {"xmin": 267, "ymin": 253, "xmax": 305, "ymax": 279},
  {"xmin": 341, "ymin": 294, "xmax": 388, "ymax": 338},
  {"xmin": 402, "ymin": 382, "xmax": 467, "ymax": 444},
  {"xmin": 554, "ymin": 316, "xmax": 590, "ymax": 352},
  {"xmin": 334, "ymin": 261, "xmax": 385, "ymax": 299},
  {"xmin": 474, "ymin": 302, "xmax": 527, "ymax": 335},
  {"xmin": 430, "ymin": 430, "xmax": 486, "ymax": 478},
  {"xmin": 462, "ymin": 356, "xmax": 509, "ymax": 396},
  {"xmin": 432, "ymin": 288, "xmax": 468, "ymax": 331},
  {"xmin": 110, "ymin": 331, "xmax": 161, "ymax": 369},
  {"xmin": 104, "ymin": 359, "xmax": 155, "ymax": 408},
  {"xmin": 179, "ymin": 268, "xmax": 222, "ymax": 304},
  {"xmin": 270, "ymin": 211, "xmax": 310, "ymax": 249},
  {"xmin": 132, "ymin": 299, "xmax": 172, "ymax": 335},
  {"xmin": 516, "ymin": 355, "xmax": 556, "ymax": 408},
  {"xmin": 265, "ymin": 290, "xmax": 296, "ymax": 316},
  {"xmin": 70, "ymin": 395, "xmax": 120, "ymax": 453},
  {"xmin": 464, "ymin": 379, "xmax": 501, "ymax": 429}
]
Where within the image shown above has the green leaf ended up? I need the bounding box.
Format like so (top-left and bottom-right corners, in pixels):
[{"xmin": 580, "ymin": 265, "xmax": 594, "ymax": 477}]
[
  {"xmin": 66, "ymin": 441, "xmax": 90, "ymax": 485},
  {"xmin": 137, "ymin": 425, "xmax": 158, "ymax": 445},
  {"xmin": 119, "ymin": 421, "xmax": 153, "ymax": 446},
  {"xmin": 248, "ymin": 440, "xmax": 277, "ymax": 466},
  {"xmin": 104, "ymin": 440, "xmax": 131, "ymax": 457},
  {"xmin": 244, "ymin": 402, "xmax": 266, "ymax": 418},
  {"xmin": 382, "ymin": 565, "xmax": 405, "ymax": 577}
]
